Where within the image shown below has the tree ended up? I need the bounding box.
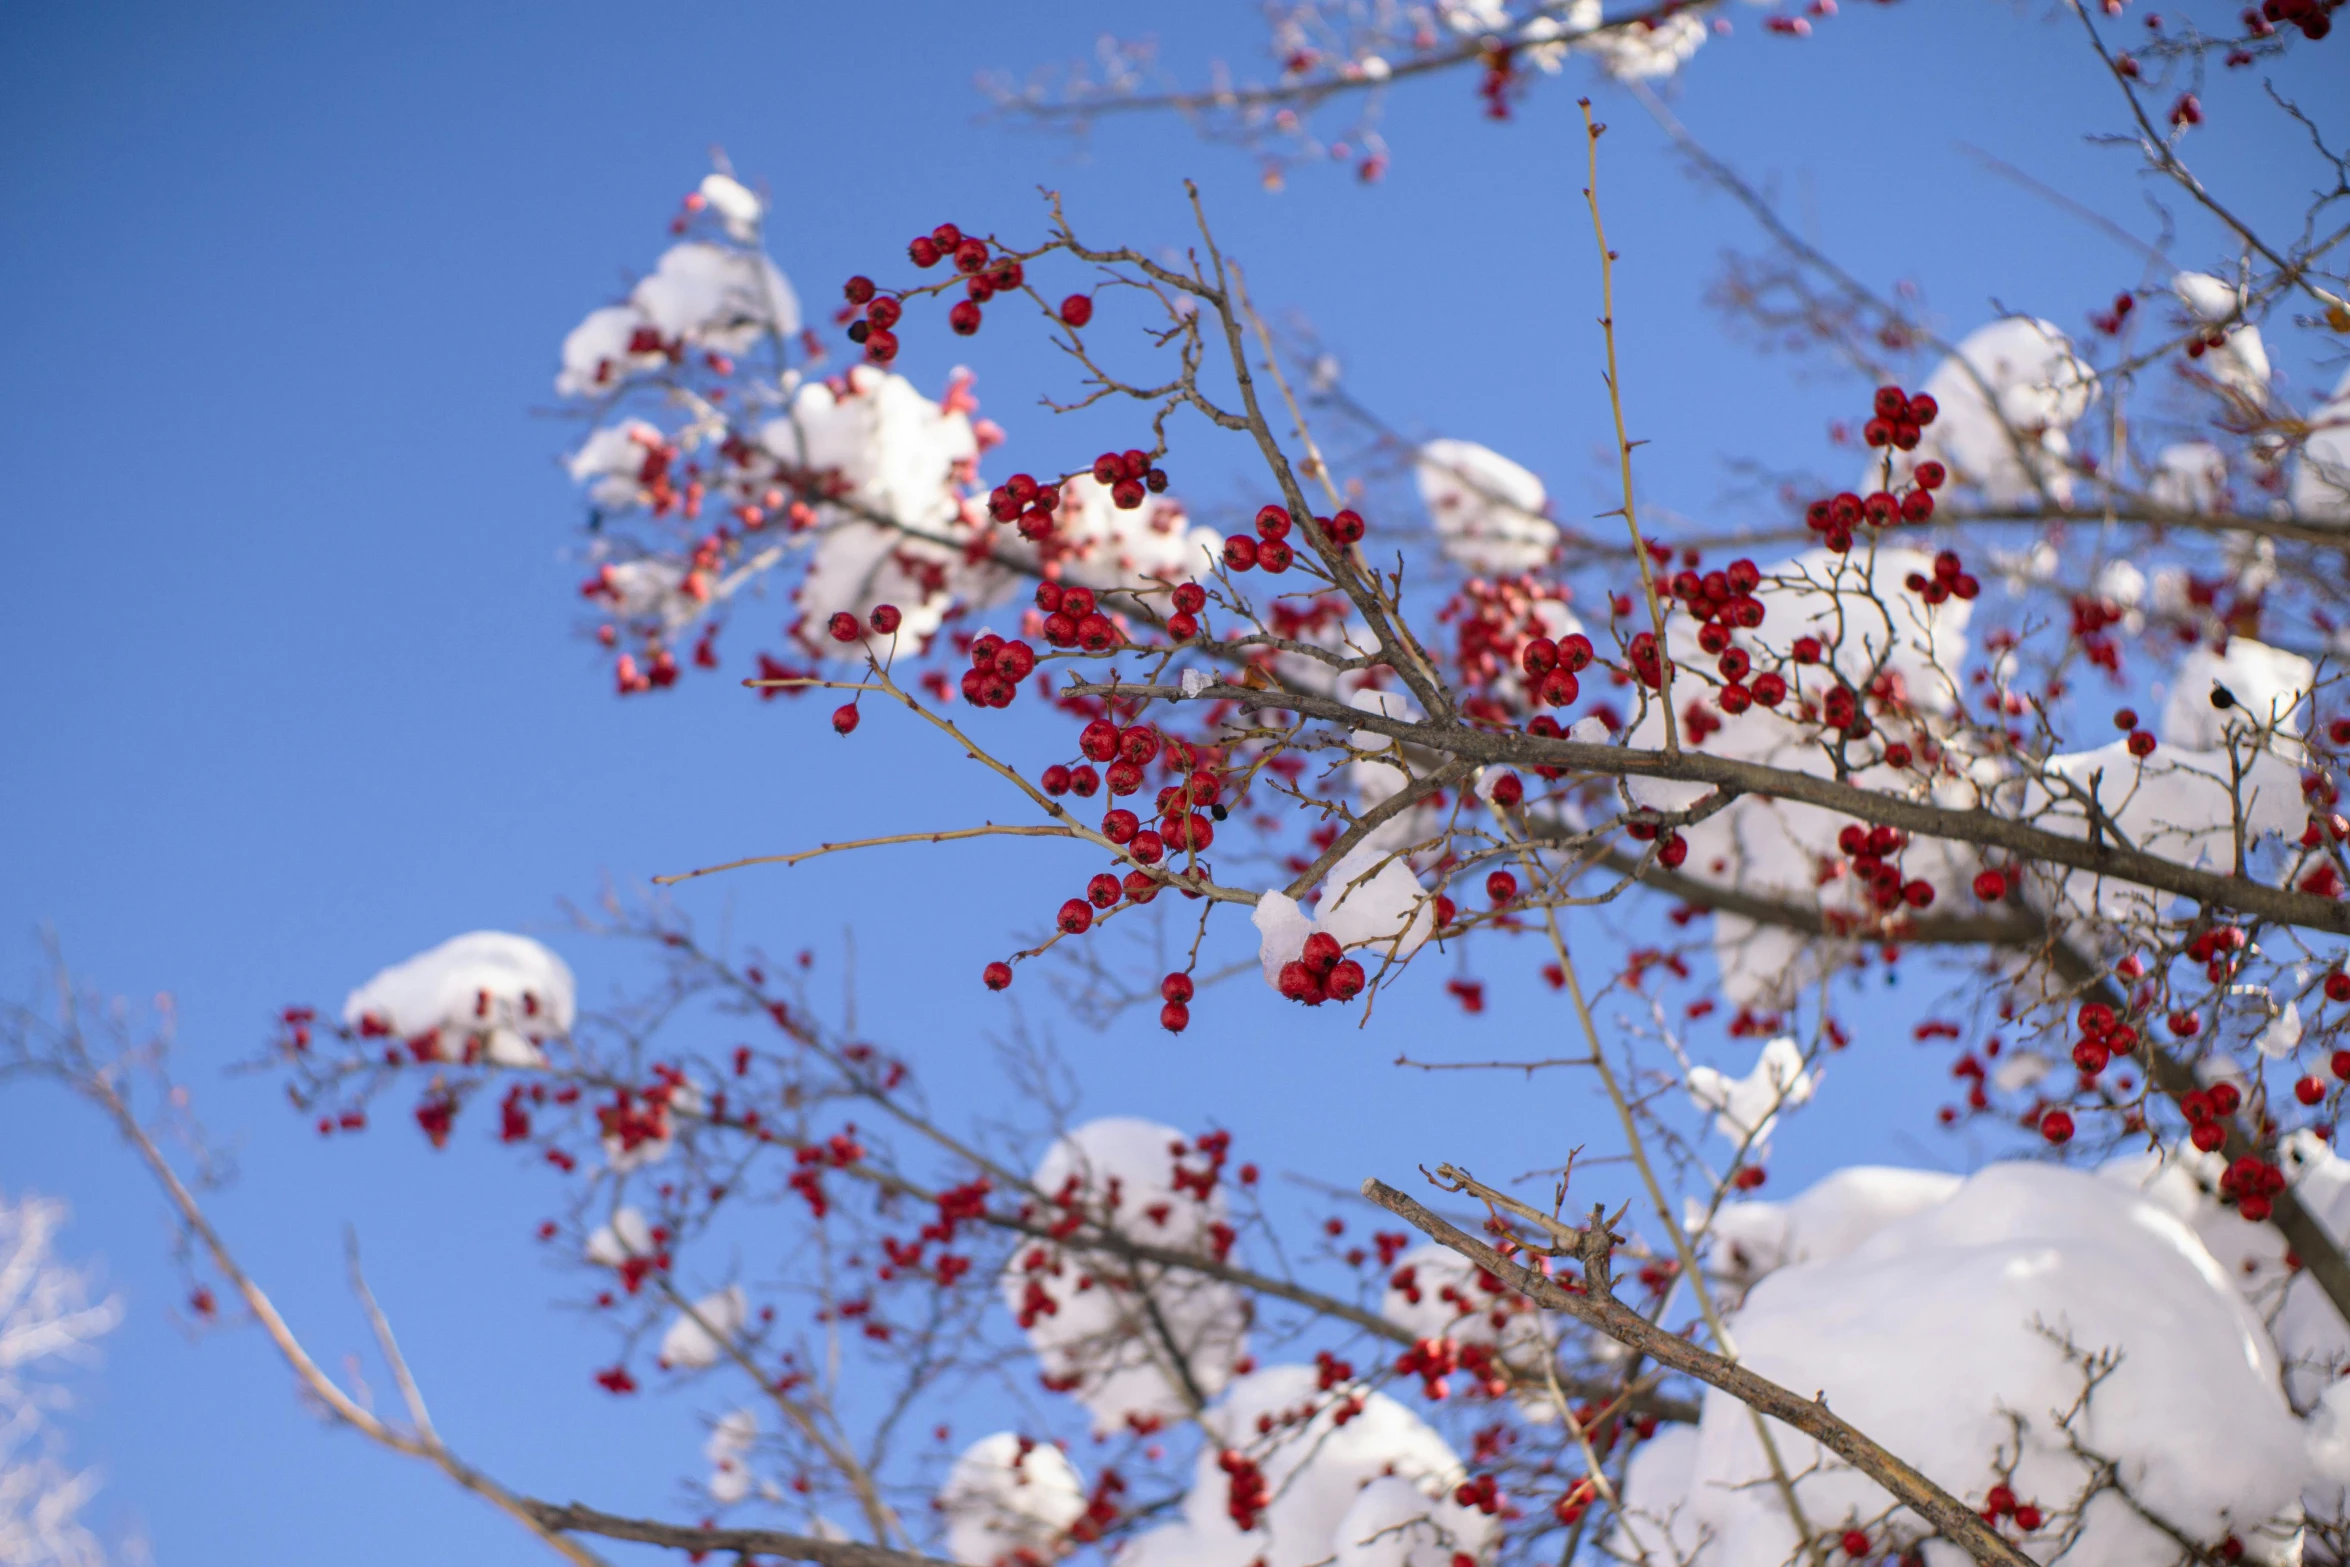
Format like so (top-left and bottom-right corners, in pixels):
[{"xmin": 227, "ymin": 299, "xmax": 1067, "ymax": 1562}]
[
  {"xmin": 11, "ymin": 2, "xmax": 2350, "ymax": 1563},
  {"xmin": 0, "ymin": 1175, "xmax": 121, "ymax": 1567}
]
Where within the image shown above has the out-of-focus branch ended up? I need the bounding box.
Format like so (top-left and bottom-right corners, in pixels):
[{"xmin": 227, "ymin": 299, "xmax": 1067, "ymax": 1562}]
[{"xmin": 1363, "ymin": 1178, "xmax": 2037, "ymax": 1567}]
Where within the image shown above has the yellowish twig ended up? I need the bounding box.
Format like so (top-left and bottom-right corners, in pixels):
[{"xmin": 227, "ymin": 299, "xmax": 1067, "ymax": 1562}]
[
  {"xmin": 655, "ymin": 825, "xmax": 1078, "ymax": 886},
  {"xmin": 1578, "ymin": 99, "xmax": 1678, "ymax": 756}
]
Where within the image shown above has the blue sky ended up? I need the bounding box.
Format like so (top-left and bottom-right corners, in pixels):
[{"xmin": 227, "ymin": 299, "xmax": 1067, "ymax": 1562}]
[{"xmin": 1, "ymin": 2, "xmax": 2338, "ymax": 1562}]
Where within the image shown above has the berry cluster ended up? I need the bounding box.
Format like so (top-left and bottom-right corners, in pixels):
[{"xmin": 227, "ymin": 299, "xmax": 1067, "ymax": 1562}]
[
  {"xmin": 1516, "ymin": 630, "xmax": 1597, "ymax": 709},
  {"xmin": 1276, "ymin": 931, "xmax": 1368, "ymax": 1007},
  {"xmin": 1221, "ymin": 504, "xmax": 1365, "ymax": 574},
  {"xmin": 2253, "ymin": 0, "xmax": 2334, "ymax": 40},
  {"xmin": 988, "ymin": 471, "xmax": 1065, "ymax": 542},
  {"xmin": 2179, "ymin": 1079, "xmax": 2244, "ymax": 1154},
  {"xmin": 1979, "ymin": 1483, "xmax": 2045, "ymax": 1533},
  {"xmin": 1862, "ymin": 384, "xmax": 1939, "ymax": 451},
  {"xmin": 959, "ymin": 632, "xmax": 1038, "ymax": 708},
  {"xmin": 1216, "ymin": 1449, "xmax": 1268, "ymax": 1531},
  {"xmin": 1836, "ymin": 823, "xmax": 1936, "ymax": 912},
  {"xmin": 1032, "ymin": 581, "xmax": 1120, "ymax": 652},
  {"xmin": 1902, "ymin": 549, "xmax": 1981, "ymax": 607},
  {"xmin": 1089, "ymin": 449, "xmax": 1169, "ymax": 511}
]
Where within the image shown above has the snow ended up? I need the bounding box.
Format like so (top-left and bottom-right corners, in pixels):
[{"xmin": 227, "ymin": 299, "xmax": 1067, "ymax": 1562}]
[
  {"xmin": 1414, "ymin": 439, "xmax": 1557, "ymax": 575},
  {"xmin": 2031, "ymin": 637, "xmax": 2309, "ymax": 924},
  {"xmin": 2291, "ymin": 365, "xmax": 2350, "ymax": 521},
  {"xmin": 557, "ymin": 305, "xmax": 659, "ymax": 398},
  {"xmin": 1611, "ymin": 546, "xmax": 1977, "ymax": 1008},
  {"xmin": 2105, "ymin": 1135, "xmax": 2350, "ymax": 1416},
  {"xmin": 1894, "ymin": 318, "xmax": 2098, "ymax": 507},
  {"xmin": 1638, "ymin": 1163, "xmax": 2312, "ymax": 1565},
  {"xmin": 938, "ymin": 1433, "xmax": 1087, "ymax": 1567},
  {"xmin": 341, "ymin": 931, "xmax": 573, "ymax": 1068},
  {"xmin": 1002, "ymin": 1118, "xmax": 1250, "ymax": 1432},
  {"xmin": 658, "ymin": 1284, "xmax": 747, "ymax": 1371},
  {"xmin": 1251, "ymin": 840, "xmax": 1434, "ymax": 994},
  {"xmin": 631, "ymin": 241, "xmax": 798, "ymax": 348},
  {"xmin": 764, "ymin": 367, "xmax": 1004, "ymax": 656},
  {"xmin": 705, "ymin": 1408, "xmax": 757, "ymax": 1504},
  {"xmin": 565, "ymin": 420, "xmax": 667, "ymax": 513},
  {"xmin": 1180, "ymin": 1365, "xmax": 1485, "ymax": 1567},
  {"xmin": 554, "ymin": 243, "xmax": 798, "ymax": 397},
  {"xmin": 1007, "ymin": 474, "xmax": 1220, "ymax": 594},
  {"xmin": 2174, "ymin": 271, "xmax": 2271, "ymax": 405},
  {"xmin": 584, "ymin": 1207, "xmax": 651, "ymax": 1266},
  {"xmin": 2151, "ymin": 441, "xmax": 2228, "ymax": 513},
  {"xmin": 1684, "ymin": 1037, "xmax": 1815, "ymax": 1158},
  {"xmin": 1579, "ymin": 11, "xmax": 1706, "ymax": 77},
  {"xmin": 699, "ymin": 173, "xmax": 763, "ymax": 243},
  {"xmin": 2161, "ymin": 637, "xmax": 2311, "ymax": 750},
  {"xmin": 1699, "ymin": 1165, "xmax": 1962, "ymax": 1291}
]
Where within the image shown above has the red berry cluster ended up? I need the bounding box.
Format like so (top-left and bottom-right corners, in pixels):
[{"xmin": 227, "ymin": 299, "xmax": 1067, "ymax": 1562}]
[
  {"xmin": 1160, "ymin": 971, "xmax": 1194, "ymax": 1034},
  {"xmin": 2218, "ymin": 1149, "xmax": 2286, "ymax": 1221},
  {"xmin": 2067, "ymin": 1000, "xmax": 2140, "ymax": 1081},
  {"xmin": 1902, "ymin": 549, "xmax": 1981, "ymax": 606},
  {"xmin": 842, "ymin": 278, "xmax": 903, "ymax": 363},
  {"xmin": 2185, "ymin": 923, "xmax": 2249, "ymax": 983},
  {"xmin": 1222, "ymin": 504, "xmax": 1365, "ymax": 574},
  {"xmin": 1980, "ymin": 1483, "xmax": 2044, "ymax": 1533},
  {"xmin": 2089, "ymin": 290, "xmax": 2136, "ymax": 336},
  {"xmin": 2179, "ymin": 1080, "xmax": 2244, "ymax": 1154},
  {"xmin": 1032, "ymin": 581, "xmax": 1121, "ymax": 652},
  {"xmin": 1517, "ymin": 630, "xmax": 1597, "ymax": 708},
  {"xmin": 988, "ymin": 472, "xmax": 1065, "ymax": 542},
  {"xmin": 1090, "ymin": 449, "xmax": 1169, "ymax": 511},
  {"xmin": 960, "ymin": 632, "xmax": 1037, "ymax": 708},
  {"xmin": 1277, "ymin": 931, "xmax": 1367, "ymax": 1007},
  {"xmin": 1217, "ymin": 1449, "xmax": 1267, "ymax": 1531},
  {"xmin": 1837, "ymin": 822, "xmax": 1936, "ymax": 911},
  {"xmin": 1451, "ymin": 1472, "xmax": 1503, "ymax": 1517},
  {"xmin": 2253, "ymin": 0, "xmax": 2334, "ymax": 40},
  {"xmin": 1863, "ymin": 384, "xmax": 1938, "ymax": 451}
]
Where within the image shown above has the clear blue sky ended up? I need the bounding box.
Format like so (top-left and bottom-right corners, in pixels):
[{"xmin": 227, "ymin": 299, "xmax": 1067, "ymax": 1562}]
[{"xmin": 1, "ymin": 3, "xmax": 2334, "ymax": 1562}]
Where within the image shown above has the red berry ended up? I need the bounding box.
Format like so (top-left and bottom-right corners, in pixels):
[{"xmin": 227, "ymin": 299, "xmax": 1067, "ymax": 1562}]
[
  {"xmin": 831, "ymin": 703, "xmax": 860, "ymax": 736},
  {"xmin": 1255, "ymin": 505, "xmax": 1292, "ymax": 539},
  {"xmin": 1160, "ymin": 1000, "xmax": 1191, "ymax": 1033},
  {"xmin": 1223, "ymin": 535, "xmax": 1259, "ymax": 571},
  {"xmin": 1056, "ymin": 899, "xmax": 1094, "ymax": 936},
  {"xmin": 1326, "ymin": 959, "xmax": 1367, "ymax": 1002},
  {"xmin": 869, "ymin": 604, "xmax": 902, "ymax": 634},
  {"xmin": 2298, "ymin": 1076, "xmax": 2327, "ymax": 1106},
  {"xmin": 1490, "ymin": 772, "xmax": 1524, "ymax": 807},
  {"xmin": 1658, "ymin": 832, "xmax": 1688, "ymax": 869},
  {"xmin": 983, "ymin": 961, "xmax": 1013, "ymax": 991},
  {"xmin": 827, "ymin": 611, "xmax": 861, "ymax": 643},
  {"xmin": 2040, "ymin": 1108, "xmax": 2074, "ymax": 1144},
  {"xmin": 908, "ymin": 236, "xmax": 941, "ymax": 268},
  {"xmin": 1257, "ymin": 538, "xmax": 1294, "ymax": 573},
  {"xmin": 1973, "ymin": 869, "xmax": 2008, "ymax": 901},
  {"xmin": 1060, "ymin": 295, "xmax": 1094, "ymax": 328},
  {"xmin": 2127, "ymin": 730, "xmax": 2157, "ymax": 758},
  {"xmin": 1840, "ymin": 1532, "xmax": 1871, "ymax": 1558},
  {"xmin": 1162, "ymin": 972, "xmax": 1195, "ymax": 1004},
  {"xmin": 1486, "ymin": 870, "xmax": 1518, "ymax": 906},
  {"xmin": 949, "ymin": 300, "xmax": 982, "ymax": 336}
]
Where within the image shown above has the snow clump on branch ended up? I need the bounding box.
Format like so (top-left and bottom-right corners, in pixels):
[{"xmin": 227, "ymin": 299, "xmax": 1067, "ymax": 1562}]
[
  {"xmin": 341, "ymin": 931, "xmax": 574, "ymax": 1068},
  {"xmin": 1003, "ymin": 1118, "xmax": 1251, "ymax": 1433}
]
